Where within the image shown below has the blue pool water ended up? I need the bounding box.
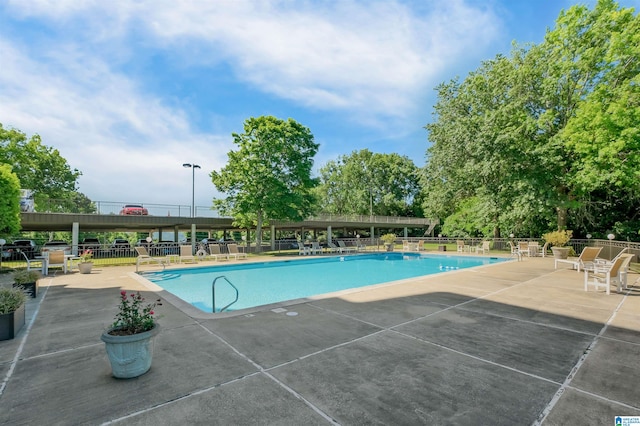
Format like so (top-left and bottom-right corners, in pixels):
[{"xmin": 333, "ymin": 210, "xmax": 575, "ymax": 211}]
[{"xmin": 141, "ymin": 253, "xmax": 508, "ymax": 313}]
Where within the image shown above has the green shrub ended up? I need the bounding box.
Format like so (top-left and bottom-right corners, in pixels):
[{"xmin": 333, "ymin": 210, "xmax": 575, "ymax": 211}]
[
  {"xmin": 542, "ymin": 230, "xmax": 573, "ymax": 247},
  {"xmin": 0, "ymin": 287, "xmax": 27, "ymax": 314}
]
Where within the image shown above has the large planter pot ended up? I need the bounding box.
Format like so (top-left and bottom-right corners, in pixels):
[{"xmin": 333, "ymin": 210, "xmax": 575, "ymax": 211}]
[
  {"xmin": 384, "ymin": 243, "xmax": 394, "ymax": 252},
  {"xmin": 14, "ymin": 280, "xmax": 38, "ymax": 298},
  {"xmin": 551, "ymin": 247, "xmax": 570, "ymax": 259},
  {"xmin": 0, "ymin": 303, "xmax": 26, "ymax": 341},
  {"xmin": 78, "ymin": 262, "xmax": 93, "ymax": 274},
  {"xmin": 101, "ymin": 324, "xmax": 160, "ymax": 379}
]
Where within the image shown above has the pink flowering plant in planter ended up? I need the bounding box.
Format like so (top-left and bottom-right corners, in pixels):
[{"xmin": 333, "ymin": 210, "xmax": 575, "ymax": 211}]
[
  {"xmin": 79, "ymin": 249, "xmax": 93, "ymax": 263},
  {"xmin": 108, "ymin": 291, "xmax": 162, "ymax": 336}
]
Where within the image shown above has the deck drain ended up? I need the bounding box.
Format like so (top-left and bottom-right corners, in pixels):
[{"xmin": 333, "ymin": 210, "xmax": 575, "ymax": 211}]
[
  {"xmin": 286, "ymin": 311, "xmax": 298, "ymax": 316},
  {"xmin": 271, "ymin": 308, "xmax": 288, "ymax": 313}
]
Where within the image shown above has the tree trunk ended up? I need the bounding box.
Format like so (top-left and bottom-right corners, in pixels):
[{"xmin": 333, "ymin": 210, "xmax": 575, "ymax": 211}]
[
  {"xmin": 255, "ymin": 210, "xmax": 263, "ymax": 253},
  {"xmin": 556, "ymin": 206, "xmax": 568, "ymax": 230}
]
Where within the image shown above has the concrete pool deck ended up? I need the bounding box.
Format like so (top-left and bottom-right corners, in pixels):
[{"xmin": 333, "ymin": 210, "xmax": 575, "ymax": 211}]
[{"xmin": 1, "ymin": 254, "xmax": 639, "ymax": 424}]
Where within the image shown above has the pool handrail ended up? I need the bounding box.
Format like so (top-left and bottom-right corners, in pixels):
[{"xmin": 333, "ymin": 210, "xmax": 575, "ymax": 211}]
[{"xmin": 212, "ymin": 275, "xmax": 239, "ymax": 313}]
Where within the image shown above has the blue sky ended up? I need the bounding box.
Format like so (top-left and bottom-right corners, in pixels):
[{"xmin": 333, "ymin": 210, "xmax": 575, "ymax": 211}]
[{"xmin": 1, "ymin": 0, "xmax": 638, "ymax": 211}]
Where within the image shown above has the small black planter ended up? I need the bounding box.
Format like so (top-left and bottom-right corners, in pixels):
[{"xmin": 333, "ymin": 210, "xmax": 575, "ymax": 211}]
[
  {"xmin": 14, "ymin": 281, "xmax": 38, "ymax": 298},
  {"xmin": 0, "ymin": 303, "xmax": 26, "ymax": 341}
]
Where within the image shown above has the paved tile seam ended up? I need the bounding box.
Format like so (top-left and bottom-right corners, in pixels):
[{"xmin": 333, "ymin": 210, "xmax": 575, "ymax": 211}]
[
  {"xmin": 102, "ymin": 371, "xmax": 265, "ymax": 425},
  {"xmin": 390, "ymin": 326, "xmax": 563, "ymax": 385},
  {"xmin": 564, "ymin": 384, "xmax": 640, "ymax": 412},
  {"xmin": 188, "ymin": 316, "xmax": 342, "ymax": 425},
  {"xmin": 308, "ymin": 299, "xmax": 566, "ymax": 386},
  {"xmin": 533, "ymin": 291, "xmax": 631, "ymax": 425},
  {"xmin": 453, "ymin": 304, "xmax": 601, "ymax": 338},
  {"xmin": 0, "ymin": 283, "xmax": 50, "ymax": 398},
  {"xmin": 260, "ymin": 370, "xmax": 341, "ymax": 425}
]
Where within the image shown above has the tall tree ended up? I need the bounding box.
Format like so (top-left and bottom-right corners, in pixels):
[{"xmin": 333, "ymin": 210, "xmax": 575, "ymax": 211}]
[
  {"xmin": 317, "ymin": 149, "xmax": 421, "ymax": 216},
  {"xmin": 0, "ymin": 164, "xmax": 21, "ymax": 237},
  {"xmin": 0, "ymin": 123, "xmax": 82, "ymax": 210},
  {"xmin": 211, "ymin": 116, "xmax": 319, "ymax": 252},
  {"xmin": 423, "ymin": 0, "xmax": 640, "ymax": 239}
]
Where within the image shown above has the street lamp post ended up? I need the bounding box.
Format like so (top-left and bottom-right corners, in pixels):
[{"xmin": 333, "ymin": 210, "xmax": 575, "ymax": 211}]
[{"xmin": 182, "ymin": 163, "xmax": 201, "ymax": 217}]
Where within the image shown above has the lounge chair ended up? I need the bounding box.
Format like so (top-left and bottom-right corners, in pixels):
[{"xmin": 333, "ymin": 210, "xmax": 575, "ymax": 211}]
[
  {"xmin": 310, "ymin": 241, "xmax": 323, "ymax": 255},
  {"xmin": 45, "ymin": 250, "xmax": 67, "ymax": 275},
  {"xmin": 539, "ymin": 242, "xmax": 549, "ymax": 257},
  {"xmin": 584, "ymin": 253, "xmax": 634, "ymax": 295},
  {"xmin": 555, "ymin": 246, "xmax": 603, "ymax": 272},
  {"xmin": 208, "ymin": 244, "xmax": 228, "ymax": 261},
  {"xmin": 298, "ymin": 242, "xmax": 310, "ymax": 255},
  {"xmin": 227, "ymin": 243, "xmax": 247, "ymax": 260},
  {"xmin": 337, "ymin": 240, "xmax": 356, "ymax": 253},
  {"xmin": 508, "ymin": 241, "xmax": 521, "ymax": 261},
  {"xmin": 402, "ymin": 240, "xmax": 410, "ymax": 251},
  {"xmin": 456, "ymin": 240, "xmax": 467, "ymax": 252},
  {"xmin": 179, "ymin": 245, "xmax": 197, "ymax": 263},
  {"xmin": 416, "ymin": 240, "xmax": 425, "ymax": 251},
  {"xmin": 134, "ymin": 246, "xmax": 166, "ymax": 272},
  {"xmin": 19, "ymin": 250, "xmax": 44, "ymax": 273},
  {"xmin": 517, "ymin": 242, "xmax": 530, "ymax": 257},
  {"xmin": 326, "ymin": 242, "xmax": 339, "ymax": 253},
  {"xmin": 475, "ymin": 241, "xmax": 490, "ymax": 254}
]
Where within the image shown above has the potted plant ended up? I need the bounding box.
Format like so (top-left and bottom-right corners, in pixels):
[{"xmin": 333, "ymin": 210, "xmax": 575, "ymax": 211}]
[
  {"xmin": 381, "ymin": 233, "xmax": 397, "ymax": 251},
  {"xmin": 542, "ymin": 230, "xmax": 573, "ymax": 259},
  {"xmin": 101, "ymin": 291, "xmax": 162, "ymax": 379},
  {"xmin": 77, "ymin": 249, "xmax": 94, "ymax": 274},
  {"xmin": 12, "ymin": 269, "xmax": 41, "ymax": 298},
  {"xmin": 0, "ymin": 286, "xmax": 27, "ymax": 341}
]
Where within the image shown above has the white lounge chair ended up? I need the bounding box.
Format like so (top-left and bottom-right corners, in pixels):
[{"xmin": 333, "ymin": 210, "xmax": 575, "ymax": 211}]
[
  {"xmin": 475, "ymin": 241, "xmax": 490, "ymax": 254},
  {"xmin": 298, "ymin": 241, "xmax": 310, "ymax": 255},
  {"xmin": 45, "ymin": 250, "xmax": 67, "ymax": 275},
  {"xmin": 19, "ymin": 250, "xmax": 44, "ymax": 272},
  {"xmin": 337, "ymin": 240, "xmax": 356, "ymax": 253},
  {"xmin": 584, "ymin": 253, "xmax": 633, "ymax": 295},
  {"xmin": 208, "ymin": 244, "xmax": 228, "ymax": 261},
  {"xmin": 326, "ymin": 242, "xmax": 339, "ymax": 253},
  {"xmin": 179, "ymin": 245, "xmax": 197, "ymax": 263},
  {"xmin": 517, "ymin": 242, "xmax": 530, "ymax": 257},
  {"xmin": 134, "ymin": 246, "xmax": 166, "ymax": 272},
  {"xmin": 227, "ymin": 244, "xmax": 247, "ymax": 260},
  {"xmin": 555, "ymin": 246, "xmax": 602, "ymax": 272},
  {"xmin": 310, "ymin": 241, "xmax": 323, "ymax": 255}
]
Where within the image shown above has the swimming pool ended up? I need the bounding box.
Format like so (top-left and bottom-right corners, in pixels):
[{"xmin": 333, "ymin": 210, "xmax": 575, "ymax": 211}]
[{"xmin": 141, "ymin": 253, "xmax": 509, "ymax": 313}]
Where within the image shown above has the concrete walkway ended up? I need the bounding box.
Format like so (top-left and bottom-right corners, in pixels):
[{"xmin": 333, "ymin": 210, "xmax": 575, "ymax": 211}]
[{"xmin": 1, "ymin": 255, "xmax": 639, "ymax": 425}]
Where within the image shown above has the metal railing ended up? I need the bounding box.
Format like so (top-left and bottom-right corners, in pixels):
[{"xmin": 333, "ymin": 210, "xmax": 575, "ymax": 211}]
[{"xmin": 212, "ymin": 276, "xmax": 239, "ymax": 313}]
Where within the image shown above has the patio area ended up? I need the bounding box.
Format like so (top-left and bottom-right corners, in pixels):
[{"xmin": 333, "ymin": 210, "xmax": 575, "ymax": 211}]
[{"xmin": 1, "ymin": 255, "xmax": 639, "ymax": 424}]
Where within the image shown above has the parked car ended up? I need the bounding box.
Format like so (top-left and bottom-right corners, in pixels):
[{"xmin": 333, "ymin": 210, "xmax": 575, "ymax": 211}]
[
  {"xmin": 111, "ymin": 239, "xmax": 132, "ymax": 250},
  {"xmin": 110, "ymin": 239, "xmax": 133, "ymax": 257},
  {"xmin": 81, "ymin": 238, "xmax": 101, "ymax": 250},
  {"xmin": 119, "ymin": 204, "xmax": 149, "ymax": 215},
  {"xmin": 41, "ymin": 240, "xmax": 72, "ymax": 255},
  {"xmin": 2, "ymin": 239, "xmax": 37, "ymax": 260}
]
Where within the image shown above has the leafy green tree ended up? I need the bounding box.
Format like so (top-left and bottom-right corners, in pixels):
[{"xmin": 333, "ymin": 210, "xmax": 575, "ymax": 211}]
[
  {"xmin": 0, "ymin": 123, "xmax": 82, "ymax": 210},
  {"xmin": 423, "ymin": 0, "xmax": 640, "ymax": 239},
  {"xmin": 0, "ymin": 164, "xmax": 21, "ymax": 236},
  {"xmin": 211, "ymin": 116, "xmax": 319, "ymax": 252},
  {"xmin": 317, "ymin": 149, "xmax": 421, "ymax": 216}
]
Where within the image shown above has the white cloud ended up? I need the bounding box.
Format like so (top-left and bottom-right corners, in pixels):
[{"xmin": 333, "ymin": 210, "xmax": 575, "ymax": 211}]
[
  {"xmin": 0, "ymin": 0, "xmax": 502, "ymax": 207},
  {"xmin": 5, "ymin": 0, "xmax": 501, "ymax": 121},
  {"xmin": 0, "ymin": 37, "xmax": 229, "ymax": 207}
]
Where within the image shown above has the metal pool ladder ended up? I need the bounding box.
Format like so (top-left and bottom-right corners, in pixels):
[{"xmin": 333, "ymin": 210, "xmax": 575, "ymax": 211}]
[{"xmin": 212, "ymin": 275, "xmax": 239, "ymax": 313}]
